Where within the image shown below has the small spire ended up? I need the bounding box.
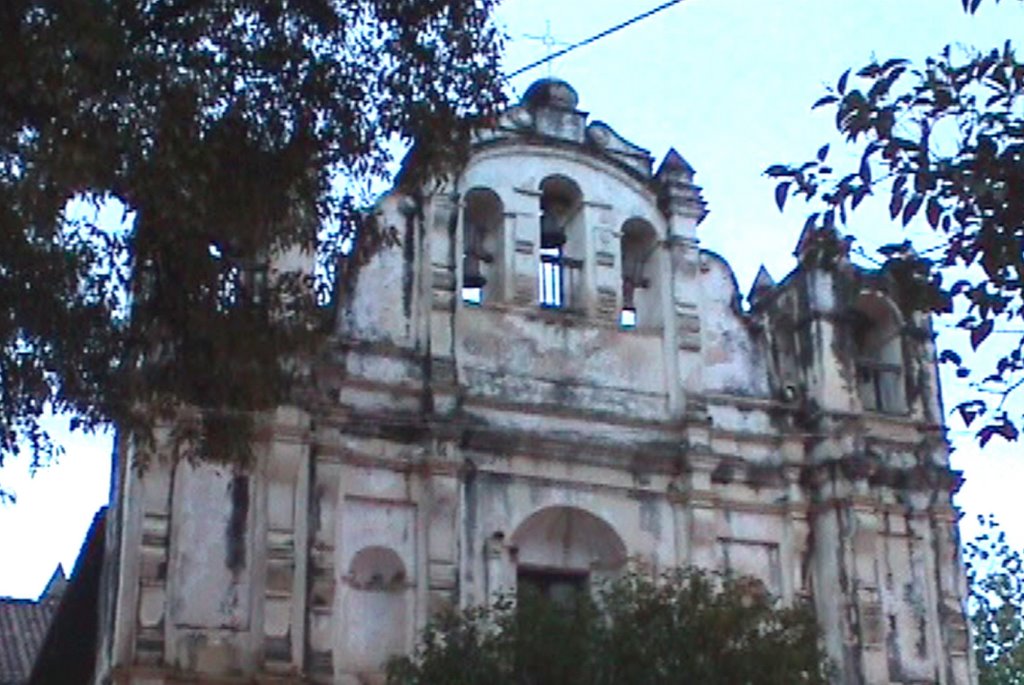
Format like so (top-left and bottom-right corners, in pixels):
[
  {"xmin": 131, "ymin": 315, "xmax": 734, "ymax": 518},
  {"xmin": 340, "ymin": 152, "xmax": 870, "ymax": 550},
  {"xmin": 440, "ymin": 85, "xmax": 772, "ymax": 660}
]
[
  {"xmin": 656, "ymin": 148, "xmax": 695, "ymax": 178},
  {"xmin": 793, "ymin": 222, "xmax": 817, "ymax": 258},
  {"xmin": 39, "ymin": 564, "xmax": 68, "ymax": 602},
  {"xmin": 748, "ymin": 265, "xmax": 776, "ymax": 305},
  {"xmin": 656, "ymin": 147, "xmax": 707, "ymax": 227}
]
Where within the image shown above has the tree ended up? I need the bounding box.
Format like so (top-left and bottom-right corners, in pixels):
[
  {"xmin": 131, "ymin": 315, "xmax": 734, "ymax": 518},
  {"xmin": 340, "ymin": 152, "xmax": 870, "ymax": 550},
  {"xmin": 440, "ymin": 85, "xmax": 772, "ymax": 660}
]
[
  {"xmin": 387, "ymin": 567, "xmax": 829, "ymax": 685},
  {"xmin": 767, "ymin": 0, "xmax": 1024, "ymax": 445},
  {"xmin": 0, "ymin": 0, "xmax": 505, "ymax": 478},
  {"xmin": 966, "ymin": 516, "xmax": 1024, "ymax": 685}
]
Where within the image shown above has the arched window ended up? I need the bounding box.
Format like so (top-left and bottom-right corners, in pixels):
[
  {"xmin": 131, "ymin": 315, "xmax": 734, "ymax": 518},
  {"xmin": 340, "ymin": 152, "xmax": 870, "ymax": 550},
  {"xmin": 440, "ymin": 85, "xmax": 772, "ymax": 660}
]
[
  {"xmin": 538, "ymin": 175, "xmax": 584, "ymax": 309},
  {"xmin": 462, "ymin": 188, "xmax": 504, "ymax": 305},
  {"xmin": 511, "ymin": 506, "xmax": 627, "ymax": 604},
  {"xmin": 851, "ymin": 292, "xmax": 906, "ymax": 413},
  {"xmin": 620, "ymin": 218, "xmax": 659, "ymax": 328}
]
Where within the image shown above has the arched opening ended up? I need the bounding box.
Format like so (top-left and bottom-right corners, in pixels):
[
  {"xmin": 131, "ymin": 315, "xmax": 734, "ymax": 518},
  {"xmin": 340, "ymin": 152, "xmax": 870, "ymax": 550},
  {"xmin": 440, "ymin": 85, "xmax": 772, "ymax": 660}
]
[
  {"xmin": 462, "ymin": 188, "xmax": 504, "ymax": 305},
  {"xmin": 348, "ymin": 546, "xmax": 406, "ymax": 590},
  {"xmin": 620, "ymin": 218, "xmax": 660, "ymax": 329},
  {"xmin": 538, "ymin": 175, "xmax": 584, "ymax": 309},
  {"xmin": 342, "ymin": 546, "xmax": 409, "ymax": 673},
  {"xmin": 851, "ymin": 292, "xmax": 906, "ymax": 413},
  {"xmin": 511, "ymin": 506, "xmax": 627, "ymax": 603}
]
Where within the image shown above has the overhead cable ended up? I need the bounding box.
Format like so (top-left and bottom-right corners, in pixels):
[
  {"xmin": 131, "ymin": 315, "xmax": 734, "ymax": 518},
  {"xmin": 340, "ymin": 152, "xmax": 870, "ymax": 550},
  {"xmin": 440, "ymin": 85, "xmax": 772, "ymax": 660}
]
[{"xmin": 508, "ymin": 0, "xmax": 686, "ymax": 78}]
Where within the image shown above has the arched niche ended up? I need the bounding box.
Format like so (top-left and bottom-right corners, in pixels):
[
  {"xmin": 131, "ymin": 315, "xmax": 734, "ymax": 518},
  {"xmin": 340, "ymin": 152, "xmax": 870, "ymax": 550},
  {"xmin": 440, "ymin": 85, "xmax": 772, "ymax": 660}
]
[
  {"xmin": 462, "ymin": 187, "xmax": 504, "ymax": 305},
  {"xmin": 851, "ymin": 291, "xmax": 906, "ymax": 413},
  {"xmin": 341, "ymin": 545, "xmax": 409, "ymax": 674},
  {"xmin": 620, "ymin": 217, "xmax": 661, "ymax": 328},
  {"xmin": 348, "ymin": 545, "xmax": 406, "ymax": 590},
  {"xmin": 538, "ymin": 175, "xmax": 584, "ymax": 309},
  {"xmin": 511, "ymin": 506, "xmax": 627, "ymax": 602}
]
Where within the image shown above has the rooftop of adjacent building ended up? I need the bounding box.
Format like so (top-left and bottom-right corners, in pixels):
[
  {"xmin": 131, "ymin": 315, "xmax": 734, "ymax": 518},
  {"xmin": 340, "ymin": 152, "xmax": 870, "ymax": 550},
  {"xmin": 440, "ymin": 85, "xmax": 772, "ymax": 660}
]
[
  {"xmin": 0, "ymin": 506, "xmax": 105, "ymax": 685},
  {"xmin": 0, "ymin": 567, "xmax": 66, "ymax": 685}
]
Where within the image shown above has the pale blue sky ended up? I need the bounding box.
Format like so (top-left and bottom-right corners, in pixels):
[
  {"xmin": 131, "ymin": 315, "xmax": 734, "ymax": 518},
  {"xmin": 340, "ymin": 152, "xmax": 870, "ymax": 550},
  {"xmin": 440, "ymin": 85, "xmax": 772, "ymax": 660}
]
[{"xmin": 1, "ymin": 0, "xmax": 1023, "ymax": 599}]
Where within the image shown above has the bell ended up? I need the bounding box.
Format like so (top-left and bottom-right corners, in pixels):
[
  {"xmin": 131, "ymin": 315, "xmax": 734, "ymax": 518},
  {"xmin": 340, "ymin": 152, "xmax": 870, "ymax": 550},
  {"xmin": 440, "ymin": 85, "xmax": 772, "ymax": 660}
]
[
  {"xmin": 540, "ymin": 212, "xmax": 567, "ymax": 249},
  {"xmin": 463, "ymin": 253, "xmax": 487, "ymax": 288}
]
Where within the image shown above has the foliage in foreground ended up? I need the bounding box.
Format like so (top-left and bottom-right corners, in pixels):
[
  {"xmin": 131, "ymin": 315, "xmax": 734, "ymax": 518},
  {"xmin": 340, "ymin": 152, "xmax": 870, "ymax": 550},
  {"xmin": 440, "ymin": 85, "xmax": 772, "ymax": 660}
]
[
  {"xmin": 768, "ymin": 0, "xmax": 1024, "ymax": 446},
  {"xmin": 387, "ymin": 568, "xmax": 829, "ymax": 685},
  {"xmin": 967, "ymin": 516, "xmax": 1024, "ymax": 685},
  {"xmin": 0, "ymin": 0, "xmax": 505, "ymax": 478}
]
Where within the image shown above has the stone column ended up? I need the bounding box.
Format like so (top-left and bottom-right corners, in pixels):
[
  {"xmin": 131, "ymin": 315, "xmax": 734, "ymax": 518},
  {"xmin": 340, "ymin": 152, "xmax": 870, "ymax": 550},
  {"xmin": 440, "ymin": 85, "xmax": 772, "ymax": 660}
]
[
  {"xmin": 426, "ymin": 192, "xmax": 459, "ymax": 359},
  {"xmin": 656, "ymin": 149, "xmax": 707, "ymax": 419},
  {"xmin": 131, "ymin": 448, "xmax": 176, "ymax": 668},
  {"xmin": 849, "ymin": 503, "xmax": 888, "ymax": 683},
  {"xmin": 423, "ymin": 442, "xmax": 461, "ymax": 619},
  {"xmin": 803, "ymin": 268, "xmax": 854, "ymax": 414},
  {"xmin": 805, "ymin": 463, "xmax": 852, "ymax": 684},
  {"xmin": 579, "ymin": 199, "xmax": 612, "ymax": 317},
  {"xmin": 483, "ymin": 533, "xmax": 516, "ymax": 604},
  {"xmin": 929, "ymin": 505, "xmax": 973, "ymax": 684},
  {"xmin": 259, "ymin": 407, "xmax": 311, "ymax": 675},
  {"xmin": 779, "ymin": 460, "xmax": 809, "ymax": 603},
  {"xmin": 804, "ymin": 447, "xmax": 890, "ymax": 685},
  {"xmin": 508, "ymin": 187, "xmax": 541, "ymax": 307},
  {"xmin": 498, "ymin": 210, "xmax": 518, "ymax": 303},
  {"xmin": 683, "ymin": 453, "xmax": 718, "ymax": 570},
  {"xmin": 307, "ymin": 457, "xmax": 340, "ymax": 683}
]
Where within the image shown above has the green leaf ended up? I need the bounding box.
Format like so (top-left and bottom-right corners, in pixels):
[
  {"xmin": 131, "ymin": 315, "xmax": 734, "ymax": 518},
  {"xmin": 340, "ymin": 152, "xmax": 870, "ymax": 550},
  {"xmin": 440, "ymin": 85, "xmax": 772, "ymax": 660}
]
[
  {"xmin": 902, "ymin": 194, "xmax": 922, "ymax": 226},
  {"xmin": 958, "ymin": 400, "xmax": 985, "ymax": 426},
  {"xmin": 926, "ymin": 197, "xmax": 942, "ymax": 229},
  {"xmin": 889, "ymin": 192, "xmax": 904, "ymax": 220},
  {"xmin": 880, "ymin": 57, "xmax": 909, "ymax": 71},
  {"xmin": 812, "ymin": 94, "xmax": 838, "ymax": 109},
  {"xmin": 939, "ymin": 349, "xmax": 962, "ymax": 366},
  {"xmin": 892, "ymin": 175, "xmax": 906, "ymax": 196},
  {"xmin": 775, "ymin": 182, "xmax": 791, "ymax": 212},
  {"xmin": 851, "ymin": 185, "xmax": 870, "ymax": 209},
  {"xmin": 0, "ymin": 0, "xmax": 509, "ymax": 471},
  {"xmin": 971, "ymin": 319, "xmax": 994, "ymax": 350},
  {"xmin": 859, "ymin": 155, "xmax": 872, "ymax": 184},
  {"xmin": 837, "ymin": 68, "xmax": 851, "ymax": 95}
]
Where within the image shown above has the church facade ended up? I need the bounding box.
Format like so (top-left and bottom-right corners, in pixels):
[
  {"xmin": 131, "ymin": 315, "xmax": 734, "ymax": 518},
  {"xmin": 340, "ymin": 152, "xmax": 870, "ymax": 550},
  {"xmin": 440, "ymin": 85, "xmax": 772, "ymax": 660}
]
[{"xmin": 95, "ymin": 79, "xmax": 975, "ymax": 684}]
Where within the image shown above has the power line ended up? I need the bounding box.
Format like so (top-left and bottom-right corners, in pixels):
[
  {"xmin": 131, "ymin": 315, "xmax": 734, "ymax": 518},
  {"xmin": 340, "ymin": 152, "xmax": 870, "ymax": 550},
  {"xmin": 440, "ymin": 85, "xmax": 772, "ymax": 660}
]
[{"xmin": 508, "ymin": 0, "xmax": 687, "ymax": 79}]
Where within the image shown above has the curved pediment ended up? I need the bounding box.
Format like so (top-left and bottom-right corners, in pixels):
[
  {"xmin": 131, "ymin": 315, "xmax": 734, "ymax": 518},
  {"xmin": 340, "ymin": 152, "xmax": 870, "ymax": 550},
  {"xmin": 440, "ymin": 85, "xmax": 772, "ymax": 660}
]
[
  {"xmin": 472, "ymin": 80, "xmax": 659, "ymax": 184},
  {"xmin": 586, "ymin": 121, "xmax": 653, "ymax": 177}
]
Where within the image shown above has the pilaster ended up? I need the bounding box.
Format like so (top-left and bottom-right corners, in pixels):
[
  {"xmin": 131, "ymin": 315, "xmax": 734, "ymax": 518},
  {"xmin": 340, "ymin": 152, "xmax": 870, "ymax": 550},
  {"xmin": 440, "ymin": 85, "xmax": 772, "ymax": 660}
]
[
  {"xmin": 656, "ymin": 149, "xmax": 707, "ymax": 418},
  {"xmin": 307, "ymin": 456, "xmax": 340, "ymax": 683},
  {"xmin": 423, "ymin": 442, "xmax": 461, "ymax": 618},
  {"xmin": 426, "ymin": 192, "xmax": 459, "ymax": 373},
  {"xmin": 259, "ymin": 408, "xmax": 311, "ymax": 676}
]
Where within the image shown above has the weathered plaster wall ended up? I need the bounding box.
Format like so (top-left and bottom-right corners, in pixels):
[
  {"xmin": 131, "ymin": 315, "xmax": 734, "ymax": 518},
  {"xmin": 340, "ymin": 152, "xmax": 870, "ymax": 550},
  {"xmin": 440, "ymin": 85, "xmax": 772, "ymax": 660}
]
[
  {"xmin": 97, "ymin": 79, "xmax": 974, "ymax": 685},
  {"xmin": 698, "ymin": 252, "xmax": 771, "ymax": 398}
]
